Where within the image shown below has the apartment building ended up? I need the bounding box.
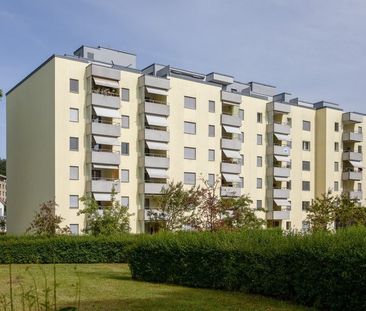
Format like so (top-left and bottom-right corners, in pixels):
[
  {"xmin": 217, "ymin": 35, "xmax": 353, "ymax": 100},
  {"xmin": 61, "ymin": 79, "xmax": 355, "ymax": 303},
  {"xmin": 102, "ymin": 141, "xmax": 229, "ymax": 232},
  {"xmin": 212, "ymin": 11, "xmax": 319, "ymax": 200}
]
[
  {"xmin": 6, "ymin": 45, "xmax": 365, "ymax": 234},
  {"xmin": 0, "ymin": 175, "xmax": 6, "ymax": 217}
]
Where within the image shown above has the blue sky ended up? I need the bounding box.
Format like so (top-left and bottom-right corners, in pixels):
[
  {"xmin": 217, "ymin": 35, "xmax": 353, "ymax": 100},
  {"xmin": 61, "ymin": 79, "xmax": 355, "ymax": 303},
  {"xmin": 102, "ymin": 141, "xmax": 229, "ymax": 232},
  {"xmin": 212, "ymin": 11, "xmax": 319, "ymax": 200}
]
[{"xmin": 1, "ymin": 0, "xmax": 366, "ymax": 159}]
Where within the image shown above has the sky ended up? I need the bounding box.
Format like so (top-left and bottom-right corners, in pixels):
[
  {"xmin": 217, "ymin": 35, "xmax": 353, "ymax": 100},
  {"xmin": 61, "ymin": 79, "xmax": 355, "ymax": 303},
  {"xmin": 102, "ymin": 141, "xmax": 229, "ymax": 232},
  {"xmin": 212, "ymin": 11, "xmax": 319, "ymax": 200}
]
[{"xmin": 1, "ymin": 0, "xmax": 366, "ymax": 159}]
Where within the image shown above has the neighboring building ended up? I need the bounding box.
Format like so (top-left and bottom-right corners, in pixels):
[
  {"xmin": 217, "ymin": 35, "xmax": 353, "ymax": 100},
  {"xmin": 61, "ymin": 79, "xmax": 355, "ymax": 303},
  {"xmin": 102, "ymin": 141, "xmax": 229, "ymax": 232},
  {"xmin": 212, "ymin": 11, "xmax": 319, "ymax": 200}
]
[
  {"xmin": 6, "ymin": 45, "xmax": 365, "ymax": 234},
  {"xmin": 0, "ymin": 175, "xmax": 6, "ymax": 205}
]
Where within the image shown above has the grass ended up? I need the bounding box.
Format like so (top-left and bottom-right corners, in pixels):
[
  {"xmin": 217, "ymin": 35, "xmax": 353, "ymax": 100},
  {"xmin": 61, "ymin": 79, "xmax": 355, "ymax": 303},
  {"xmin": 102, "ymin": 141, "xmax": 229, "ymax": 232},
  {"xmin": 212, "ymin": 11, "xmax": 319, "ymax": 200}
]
[{"xmin": 0, "ymin": 264, "xmax": 311, "ymax": 311}]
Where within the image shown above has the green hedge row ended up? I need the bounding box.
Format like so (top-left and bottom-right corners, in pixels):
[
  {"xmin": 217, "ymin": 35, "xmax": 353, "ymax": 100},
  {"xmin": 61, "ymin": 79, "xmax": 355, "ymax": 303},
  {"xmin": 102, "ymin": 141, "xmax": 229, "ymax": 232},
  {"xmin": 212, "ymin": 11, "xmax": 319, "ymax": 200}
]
[
  {"xmin": 0, "ymin": 235, "xmax": 136, "ymax": 263},
  {"xmin": 128, "ymin": 228, "xmax": 366, "ymax": 311}
]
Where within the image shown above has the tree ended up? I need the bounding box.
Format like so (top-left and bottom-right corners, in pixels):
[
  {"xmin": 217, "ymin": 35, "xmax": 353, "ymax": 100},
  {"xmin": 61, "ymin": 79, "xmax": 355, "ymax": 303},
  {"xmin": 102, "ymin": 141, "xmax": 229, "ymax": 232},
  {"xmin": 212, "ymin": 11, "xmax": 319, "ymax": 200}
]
[
  {"xmin": 306, "ymin": 191, "xmax": 336, "ymax": 232},
  {"xmin": 0, "ymin": 158, "xmax": 5, "ymax": 176},
  {"xmin": 151, "ymin": 181, "xmax": 202, "ymax": 231},
  {"xmin": 334, "ymin": 193, "xmax": 366, "ymax": 228},
  {"xmin": 79, "ymin": 189, "xmax": 131, "ymax": 236},
  {"xmin": 26, "ymin": 200, "xmax": 70, "ymax": 235}
]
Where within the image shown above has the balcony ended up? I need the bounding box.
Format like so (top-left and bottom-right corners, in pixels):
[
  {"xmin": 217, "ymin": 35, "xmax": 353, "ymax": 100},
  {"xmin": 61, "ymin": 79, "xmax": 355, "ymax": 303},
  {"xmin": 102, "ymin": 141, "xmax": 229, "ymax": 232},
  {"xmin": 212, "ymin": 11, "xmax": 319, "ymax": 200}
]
[
  {"xmin": 206, "ymin": 73, "xmax": 234, "ymax": 85},
  {"xmin": 342, "ymin": 151, "xmax": 363, "ymax": 161},
  {"xmin": 140, "ymin": 156, "xmax": 170, "ymax": 169},
  {"xmin": 267, "ymin": 102, "xmax": 291, "ymax": 114},
  {"xmin": 140, "ymin": 128, "xmax": 170, "ymax": 142},
  {"xmin": 142, "ymin": 100, "xmax": 170, "ymax": 116},
  {"xmin": 88, "ymin": 178, "xmax": 120, "ymax": 193},
  {"xmin": 88, "ymin": 150, "xmax": 120, "ymax": 165},
  {"xmin": 139, "ymin": 75, "xmax": 170, "ymax": 90},
  {"xmin": 342, "ymin": 171, "xmax": 362, "ymax": 181},
  {"xmin": 273, "ymin": 145, "xmax": 291, "ymax": 156},
  {"xmin": 270, "ymin": 123, "xmax": 291, "ymax": 135},
  {"xmin": 349, "ymin": 191, "xmax": 362, "ymax": 200},
  {"xmin": 266, "ymin": 210, "xmax": 290, "ymax": 220},
  {"xmin": 220, "ymin": 187, "xmax": 241, "ymax": 197},
  {"xmin": 139, "ymin": 182, "xmax": 167, "ymax": 194},
  {"xmin": 342, "ymin": 112, "xmax": 363, "ymax": 124},
  {"xmin": 91, "ymin": 93, "xmax": 120, "ymax": 109},
  {"xmin": 90, "ymin": 122, "xmax": 120, "ymax": 137},
  {"xmin": 221, "ymin": 138, "xmax": 241, "ymax": 150},
  {"xmin": 221, "ymin": 114, "xmax": 241, "ymax": 127},
  {"xmin": 342, "ymin": 132, "xmax": 363, "ymax": 143},
  {"xmin": 273, "ymin": 189, "xmax": 290, "ymax": 198},
  {"xmin": 221, "ymin": 90, "xmax": 241, "ymax": 104},
  {"xmin": 221, "ymin": 162, "xmax": 241, "ymax": 174},
  {"xmin": 273, "ymin": 167, "xmax": 291, "ymax": 178},
  {"xmin": 86, "ymin": 64, "xmax": 120, "ymax": 80}
]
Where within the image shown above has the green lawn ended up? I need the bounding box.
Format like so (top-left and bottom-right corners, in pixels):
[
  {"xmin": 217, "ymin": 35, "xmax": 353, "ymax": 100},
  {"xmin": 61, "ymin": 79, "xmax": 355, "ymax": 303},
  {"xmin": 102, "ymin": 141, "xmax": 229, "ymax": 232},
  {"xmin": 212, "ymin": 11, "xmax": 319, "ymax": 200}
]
[{"xmin": 0, "ymin": 264, "xmax": 311, "ymax": 311}]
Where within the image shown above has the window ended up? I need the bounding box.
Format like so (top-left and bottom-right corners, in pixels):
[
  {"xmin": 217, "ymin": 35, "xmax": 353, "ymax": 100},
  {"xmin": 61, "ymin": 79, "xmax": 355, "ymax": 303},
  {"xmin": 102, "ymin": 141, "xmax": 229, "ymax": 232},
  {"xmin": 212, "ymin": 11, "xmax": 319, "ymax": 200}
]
[
  {"xmin": 209, "ymin": 100, "xmax": 215, "ymax": 112},
  {"xmin": 121, "ymin": 169, "xmax": 129, "ymax": 183},
  {"xmin": 87, "ymin": 52, "xmax": 94, "ymax": 60},
  {"xmin": 69, "ymin": 166, "xmax": 79, "ymax": 180},
  {"xmin": 358, "ymin": 183, "xmax": 362, "ymax": 191},
  {"xmin": 257, "ymin": 112, "xmax": 263, "ymax": 123},
  {"xmin": 240, "ymin": 177, "xmax": 244, "ymax": 188},
  {"xmin": 184, "ymin": 96, "xmax": 196, "ymax": 110},
  {"xmin": 208, "ymin": 149, "xmax": 215, "ymax": 161},
  {"xmin": 302, "ymin": 201, "xmax": 310, "ymax": 211},
  {"xmin": 121, "ymin": 196, "xmax": 129, "ymax": 207},
  {"xmin": 302, "ymin": 161, "xmax": 310, "ymax": 171},
  {"xmin": 287, "ymin": 181, "xmax": 291, "ymax": 190},
  {"xmin": 208, "ymin": 125, "xmax": 215, "ymax": 137},
  {"xmin": 70, "ymin": 224, "xmax": 79, "ymax": 235},
  {"xmin": 256, "ymin": 178, "xmax": 262, "ymax": 189},
  {"xmin": 69, "ymin": 137, "xmax": 79, "ymax": 151},
  {"xmin": 257, "ymin": 156, "xmax": 263, "ymax": 167},
  {"xmin": 184, "ymin": 147, "xmax": 196, "ymax": 160},
  {"xmin": 121, "ymin": 115, "xmax": 130, "ymax": 128},
  {"xmin": 208, "ymin": 174, "xmax": 215, "ymax": 186},
  {"xmin": 358, "ymin": 126, "xmax": 363, "ymax": 133},
  {"xmin": 184, "ymin": 172, "xmax": 196, "ymax": 185},
  {"xmin": 121, "ymin": 88, "xmax": 130, "ymax": 101},
  {"xmin": 334, "ymin": 181, "xmax": 339, "ymax": 192},
  {"xmin": 239, "ymin": 109, "xmax": 244, "ymax": 121},
  {"xmin": 358, "ymin": 145, "xmax": 363, "ymax": 153},
  {"xmin": 302, "ymin": 221, "xmax": 310, "ymax": 231},
  {"xmin": 286, "ymin": 221, "xmax": 291, "ymax": 230},
  {"xmin": 241, "ymin": 132, "xmax": 244, "ymax": 143},
  {"xmin": 302, "ymin": 141, "xmax": 310, "ymax": 151},
  {"xmin": 287, "ymin": 118, "xmax": 292, "ymax": 127},
  {"xmin": 256, "ymin": 200, "xmax": 262, "ymax": 209},
  {"xmin": 241, "ymin": 154, "xmax": 244, "ymax": 166},
  {"xmin": 334, "ymin": 162, "xmax": 339, "ymax": 172},
  {"xmin": 334, "ymin": 122, "xmax": 339, "ymax": 132},
  {"xmin": 257, "ymin": 134, "xmax": 263, "ymax": 145},
  {"xmin": 303, "ymin": 120, "xmax": 311, "ymax": 131},
  {"xmin": 184, "ymin": 121, "xmax": 196, "ymax": 134},
  {"xmin": 334, "ymin": 142, "xmax": 339, "ymax": 152},
  {"xmin": 121, "ymin": 142, "xmax": 129, "ymax": 155},
  {"xmin": 69, "ymin": 108, "xmax": 79, "ymax": 122},
  {"xmin": 69, "ymin": 195, "xmax": 79, "ymax": 208},
  {"xmin": 302, "ymin": 181, "xmax": 310, "ymax": 191},
  {"xmin": 69, "ymin": 79, "xmax": 79, "ymax": 93}
]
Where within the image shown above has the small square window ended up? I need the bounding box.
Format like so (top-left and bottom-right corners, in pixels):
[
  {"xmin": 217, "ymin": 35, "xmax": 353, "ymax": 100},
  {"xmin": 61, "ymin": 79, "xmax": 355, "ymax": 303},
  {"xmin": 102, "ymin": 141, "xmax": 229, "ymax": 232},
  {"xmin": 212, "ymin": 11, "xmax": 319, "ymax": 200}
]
[
  {"xmin": 358, "ymin": 145, "xmax": 363, "ymax": 153},
  {"xmin": 208, "ymin": 149, "xmax": 215, "ymax": 161},
  {"xmin": 121, "ymin": 196, "xmax": 129, "ymax": 207},
  {"xmin": 302, "ymin": 181, "xmax": 310, "ymax": 191},
  {"xmin": 256, "ymin": 178, "xmax": 262, "ymax": 189},
  {"xmin": 334, "ymin": 122, "xmax": 339, "ymax": 132},
  {"xmin": 334, "ymin": 142, "xmax": 339, "ymax": 152},
  {"xmin": 87, "ymin": 52, "xmax": 94, "ymax": 60},
  {"xmin": 184, "ymin": 121, "xmax": 196, "ymax": 135},
  {"xmin": 69, "ymin": 137, "xmax": 79, "ymax": 151},
  {"xmin": 69, "ymin": 108, "xmax": 79, "ymax": 122},
  {"xmin": 257, "ymin": 113, "xmax": 263, "ymax": 123},
  {"xmin": 184, "ymin": 172, "xmax": 196, "ymax": 185},
  {"xmin": 184, "ymin": 147, "xmax": 196, "ymax": 160},
  {"xmin": 184, "ymin": 96, "xmax": 196, "ymax": 110},
  {"xmin": 358, "ymin": 126, "xmax": 363, "ymax": 134},
  {"xmin": 121, "ymin": 115, "xmax": 130, "ymax": 128},
  {"xmin": 302, "ymin": 161, "xmax": 310, "ymax": 171},
  {"xmin": 121, "ymin": 88, "xmax": 130, "ymax": 101},
  {"xmin": 303, "ymin": 121, "xmax": 311, "ymax": 131},
  {"xmin": 302, "ymin": 201, "xmax": 310, "ymax": 211},
  {"xmin": 257, "ymin": 134, "xmax": 263, "ymax": 145},
  {"xmin": 334, "ymin": 162, "xmax": 339, "ymax": 172},
  {"xmin": 209, "ymin": 100, "xmax": 215, "ymax": 113},
  {"xmin": 121, "ymin": 169, "xmax": 129, "ymax": 183},
  {"xmin": 69, "ymin": 166, "xmax": 79, "ymax": 180},
  {"xmin": 358, "ymin": 183, "xmax": 362, "ymax": 191},
  {"xmin": 70, "ymin": 224, "xmax": 79, "ymax": 235},
  {"xmin": 69, "ymin": 79, "xmax": 79, "ymax": 93},
  {"xmin": 302, "ymin": 141, "xmax": 310, "ymax": 151},
  {"xmin": 257, "ymin": 156, "xmax": 262, "ymax": 167},
  {"xmin": 239, "ymin": 109, "xmax": 244, "ymax": 121},
  {"xmin": 121, "ymin": 142, "xmax": 129, "ymax": 155},
  {"xmin": 208, "ymin": 125, "xmax": 215, "ymax": 137},
  {"xmin": 69, "ymin": 195, "xmax": 79, "ymax": 208},
  {"xmin": 256, "ymin": 200, "xmax": 262, "ymax": 209},
  {"xmin": 208, "ymin": 174, "xmax": 215, "ymax": 186},
  {"xmin": 334, "ymin": 181, "xmax": 339, "ymax": 192},
  {"xmin": 286, "ymin": 221, "xmax": 291, "ymax": 230}
]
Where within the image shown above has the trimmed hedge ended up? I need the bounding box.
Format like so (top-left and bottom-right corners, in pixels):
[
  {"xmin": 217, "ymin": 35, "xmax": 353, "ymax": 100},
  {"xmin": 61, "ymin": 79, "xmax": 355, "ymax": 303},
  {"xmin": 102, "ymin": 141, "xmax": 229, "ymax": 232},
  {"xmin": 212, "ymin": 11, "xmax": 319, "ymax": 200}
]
[
  {"xmin": 128, "ymin": 228, "xmax": 366, "ymax": 311},
  {"xmin": 0, "ymin": 235, "xmax": 136, "ymax": 263}
]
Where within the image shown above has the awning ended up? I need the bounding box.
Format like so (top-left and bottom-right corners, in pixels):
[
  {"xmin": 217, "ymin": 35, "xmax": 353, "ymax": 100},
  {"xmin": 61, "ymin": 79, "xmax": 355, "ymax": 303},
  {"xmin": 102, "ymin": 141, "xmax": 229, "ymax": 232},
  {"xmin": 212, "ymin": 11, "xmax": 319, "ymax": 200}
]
[
  {"xmin": 92, "ymin": 164, "xmax": 119, "ymax": 170},
  {"xmin": 274, "ymin": 133, "xmax": 291, "ymax": 142},
  {"xmin": 146, "ymin": 86, "xmax": 168, "ymax": 96},
  {"xmin": 274, "ymin": 155, "xmax": 291, "ymax": 163},
  {"xmin": 222, "ymin": 173, "xmax": 241, "ymax": 183},
  {"xmin": 222, "ymin": 149, "xmax": 241, "ymax": 159},
  {"xmin": 223, "ymin": 125, "xmax": 241, "ymax": 134},
  {"xmin": 93, "ymin": 135, "xmax": 119, "ymax": 146},
  {"xmin": 349, "ymin": 161, "xmax": 363, "ymax": 168},
  {"xmin": 146, "ymin": 114, "xmax": 168, "ymax": 127},
  {"xmin": 93, "ymin": 193, "xmax": 112, "ymax": 201},
  {"xmin": 146, "ymin": 141, "xmax": 168, "ymax": 150},
  {"xmin": 93, "ymin": 106, "xmax": 120, "ymax": 118},
  {"xmin": 146, "ymin": 168, "xmax": 168, "ymax": 179},
  {"xmin": 274, "ymin": 176, "xmax": 289, "ymax": 182},
  {"xmin": 274, "ymin": 199, "xmax": 291, "ymax": 206},
  {"xmin": 93, "ymin": 77, "xmax": 119, "ymax": 89}
]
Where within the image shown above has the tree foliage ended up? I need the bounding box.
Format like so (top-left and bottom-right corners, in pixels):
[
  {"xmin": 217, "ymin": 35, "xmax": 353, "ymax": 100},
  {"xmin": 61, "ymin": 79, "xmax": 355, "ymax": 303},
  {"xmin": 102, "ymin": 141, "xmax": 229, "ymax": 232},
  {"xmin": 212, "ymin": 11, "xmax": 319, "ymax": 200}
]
[
  {"xmin": 26, "ymin": 200, "xmax": 70, "ymax": 235},
  {"xmin": 79, "ymin": 189, "xmax": 131, "ymax": 236}
]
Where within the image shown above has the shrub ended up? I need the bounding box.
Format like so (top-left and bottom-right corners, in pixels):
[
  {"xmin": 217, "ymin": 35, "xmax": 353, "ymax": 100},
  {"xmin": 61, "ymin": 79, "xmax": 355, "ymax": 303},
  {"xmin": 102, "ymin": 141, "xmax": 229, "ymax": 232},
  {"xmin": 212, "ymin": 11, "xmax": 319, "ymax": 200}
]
[
  {"xmin": 0, "ymin": 235, "xmax": 136, "ymax": 264},
  {"xmin": 128, "ymin": 227, "xmax": 366, "ymax": 311}
]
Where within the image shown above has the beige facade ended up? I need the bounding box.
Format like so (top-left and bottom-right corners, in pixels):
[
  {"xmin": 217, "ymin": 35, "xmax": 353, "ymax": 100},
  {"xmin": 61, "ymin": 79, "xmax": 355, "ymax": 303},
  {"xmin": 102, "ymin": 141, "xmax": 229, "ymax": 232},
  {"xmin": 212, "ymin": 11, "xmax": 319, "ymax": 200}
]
[{"xmin": 6, "ymin": 45, "xmax": 366, "ymax": 234}]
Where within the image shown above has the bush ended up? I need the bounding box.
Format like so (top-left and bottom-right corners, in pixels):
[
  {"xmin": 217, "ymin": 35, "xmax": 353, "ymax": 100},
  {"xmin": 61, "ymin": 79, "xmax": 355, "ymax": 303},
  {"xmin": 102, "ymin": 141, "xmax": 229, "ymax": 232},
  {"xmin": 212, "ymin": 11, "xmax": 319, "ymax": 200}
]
[
  {"xmin": 128, "ymin": 227, "xmax": 366, "ymax": 311},
  {"xmin": 0, "ymin": 234, "xmax": 136, "ymax": 264}
]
